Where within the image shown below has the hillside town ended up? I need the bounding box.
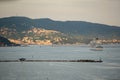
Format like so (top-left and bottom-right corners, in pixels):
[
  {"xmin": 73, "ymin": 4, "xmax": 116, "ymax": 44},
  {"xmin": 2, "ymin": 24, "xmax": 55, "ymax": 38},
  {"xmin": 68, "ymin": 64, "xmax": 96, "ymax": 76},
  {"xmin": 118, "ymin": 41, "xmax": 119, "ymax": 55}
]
[{"xmin": 0, "ymin": 27, "xmax": 120, "ymax": 45}]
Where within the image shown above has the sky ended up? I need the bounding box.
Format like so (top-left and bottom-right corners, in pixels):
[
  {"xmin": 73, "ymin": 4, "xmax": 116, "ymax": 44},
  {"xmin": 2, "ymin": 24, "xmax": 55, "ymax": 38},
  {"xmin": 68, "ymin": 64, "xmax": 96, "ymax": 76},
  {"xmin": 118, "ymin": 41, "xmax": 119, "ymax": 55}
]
[{"xmin": 0, "ymin": 0, "xmax": 120, "ymax": 26}]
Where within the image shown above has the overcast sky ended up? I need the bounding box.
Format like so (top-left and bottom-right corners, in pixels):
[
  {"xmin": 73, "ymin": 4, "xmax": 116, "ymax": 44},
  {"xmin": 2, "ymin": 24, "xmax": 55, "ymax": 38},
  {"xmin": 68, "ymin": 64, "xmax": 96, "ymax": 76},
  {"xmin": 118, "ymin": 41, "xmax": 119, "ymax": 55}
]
[{"xmin": 0, "ymin": 0, "xmax": 120, "ymax": 26}]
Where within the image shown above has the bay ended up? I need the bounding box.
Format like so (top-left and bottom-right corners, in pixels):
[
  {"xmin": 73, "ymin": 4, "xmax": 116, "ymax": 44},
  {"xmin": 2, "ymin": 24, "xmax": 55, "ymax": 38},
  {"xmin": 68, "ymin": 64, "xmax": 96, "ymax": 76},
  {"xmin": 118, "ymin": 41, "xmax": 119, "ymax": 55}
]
[{"xmin": 0, "ymin": 45, "xmax": 120, "ymax": 80}]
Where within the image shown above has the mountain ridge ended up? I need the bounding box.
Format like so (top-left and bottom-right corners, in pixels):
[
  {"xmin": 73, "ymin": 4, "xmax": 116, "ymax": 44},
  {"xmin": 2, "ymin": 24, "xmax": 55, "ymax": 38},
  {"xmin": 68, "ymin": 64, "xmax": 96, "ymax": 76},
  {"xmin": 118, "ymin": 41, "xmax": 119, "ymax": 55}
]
[{"xmin": 0, "ymin": 16, "xmax": 120, "ymax": 41}]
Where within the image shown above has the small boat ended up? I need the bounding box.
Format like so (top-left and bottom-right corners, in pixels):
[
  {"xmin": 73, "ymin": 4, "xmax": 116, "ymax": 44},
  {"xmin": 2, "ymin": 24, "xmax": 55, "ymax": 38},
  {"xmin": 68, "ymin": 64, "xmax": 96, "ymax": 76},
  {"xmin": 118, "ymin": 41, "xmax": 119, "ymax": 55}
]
[
  {"xmin": 90, "ymin": 46, "xmax": 103, "ymax": 51},
  {"xmin": 19, "ymin": 58, "xmax": 26, "ymax": 61},
  {"xmin": 90, "ymin": 38, "xmax": 103, "ymax": 51}
]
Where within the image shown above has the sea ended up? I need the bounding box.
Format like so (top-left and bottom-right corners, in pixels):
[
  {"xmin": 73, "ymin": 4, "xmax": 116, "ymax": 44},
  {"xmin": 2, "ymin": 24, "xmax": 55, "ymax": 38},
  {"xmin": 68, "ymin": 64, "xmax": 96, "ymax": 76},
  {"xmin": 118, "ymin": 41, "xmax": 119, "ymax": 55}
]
[{"xmin": 0, "ymin": 44, "xmax": 120, "ymax": 80}]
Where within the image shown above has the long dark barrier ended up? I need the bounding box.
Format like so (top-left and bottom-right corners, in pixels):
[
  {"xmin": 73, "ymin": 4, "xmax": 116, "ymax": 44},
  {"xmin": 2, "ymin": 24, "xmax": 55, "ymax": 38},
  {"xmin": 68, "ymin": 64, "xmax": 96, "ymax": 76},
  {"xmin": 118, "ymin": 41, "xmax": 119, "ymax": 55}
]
[{"xmin": 0, "ymin": 59, "xmax": 103, "ymax": 63}]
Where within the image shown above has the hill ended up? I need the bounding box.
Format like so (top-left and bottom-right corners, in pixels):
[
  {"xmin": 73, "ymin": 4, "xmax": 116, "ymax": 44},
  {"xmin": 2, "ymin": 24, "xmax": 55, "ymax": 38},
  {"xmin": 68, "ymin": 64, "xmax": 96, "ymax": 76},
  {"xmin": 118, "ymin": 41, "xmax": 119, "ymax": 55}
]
[
  {"xmin": 0, "ymin": 16, "xmax": 120, "ymax": 39},
  {"xmin": 0, "ymin": 16, "xmax": 120, "ymax": 44},
  {"xmin": 0, "ymin": 36, "xmax": 20, "ymax": 46},
  {"xmin": 34, "ymin": 18, "xmax": 120, "ymax": 39}
]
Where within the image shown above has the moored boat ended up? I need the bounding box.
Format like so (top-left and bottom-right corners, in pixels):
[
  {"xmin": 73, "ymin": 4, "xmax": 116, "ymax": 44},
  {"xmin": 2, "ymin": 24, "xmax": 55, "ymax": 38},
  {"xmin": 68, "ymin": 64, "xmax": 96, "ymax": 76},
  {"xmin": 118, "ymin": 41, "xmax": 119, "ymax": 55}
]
[{"xmin": 90, "ymin": 38, "xmax": 103, "ymax": 51}]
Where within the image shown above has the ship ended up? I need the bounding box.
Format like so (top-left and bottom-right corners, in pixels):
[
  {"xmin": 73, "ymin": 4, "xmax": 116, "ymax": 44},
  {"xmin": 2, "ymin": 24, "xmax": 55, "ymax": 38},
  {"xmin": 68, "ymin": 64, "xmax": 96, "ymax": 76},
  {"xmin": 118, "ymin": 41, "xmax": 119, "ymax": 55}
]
[{"xmin": 90, "ymin": 38, "xmax": 103, "ymax": 51}]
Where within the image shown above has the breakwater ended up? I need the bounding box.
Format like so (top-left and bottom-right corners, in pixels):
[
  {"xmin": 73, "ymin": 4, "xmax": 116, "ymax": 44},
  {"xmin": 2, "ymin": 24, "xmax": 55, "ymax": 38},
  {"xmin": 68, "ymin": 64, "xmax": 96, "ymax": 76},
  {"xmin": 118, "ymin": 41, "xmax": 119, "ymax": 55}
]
[{"xmin": 0, "ymin": 59, "xmax": 103, "ymax": 63}]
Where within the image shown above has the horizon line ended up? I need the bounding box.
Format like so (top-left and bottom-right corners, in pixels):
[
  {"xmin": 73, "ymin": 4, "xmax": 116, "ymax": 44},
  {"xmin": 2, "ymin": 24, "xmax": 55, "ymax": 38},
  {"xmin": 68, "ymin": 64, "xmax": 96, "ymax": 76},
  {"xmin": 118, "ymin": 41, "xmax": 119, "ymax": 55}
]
[{"xmin": 0, "ymin": 16, "xmax": 120, "ymax": 27}]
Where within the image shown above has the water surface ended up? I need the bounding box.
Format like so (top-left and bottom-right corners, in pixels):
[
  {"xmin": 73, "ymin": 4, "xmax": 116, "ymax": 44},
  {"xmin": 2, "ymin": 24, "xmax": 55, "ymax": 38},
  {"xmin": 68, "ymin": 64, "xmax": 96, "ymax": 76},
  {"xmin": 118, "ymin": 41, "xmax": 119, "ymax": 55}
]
[{"xmin": 0, "ymin": 45, "xmax": 120, "ymax": 80}]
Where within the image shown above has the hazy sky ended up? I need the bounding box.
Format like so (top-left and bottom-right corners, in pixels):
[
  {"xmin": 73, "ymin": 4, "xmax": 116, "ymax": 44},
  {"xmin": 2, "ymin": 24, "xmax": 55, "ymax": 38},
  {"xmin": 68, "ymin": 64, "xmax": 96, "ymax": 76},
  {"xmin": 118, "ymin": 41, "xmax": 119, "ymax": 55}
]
[{"xmin": 0, "ymin": 0, "xmax": 120, "ymax": 26}]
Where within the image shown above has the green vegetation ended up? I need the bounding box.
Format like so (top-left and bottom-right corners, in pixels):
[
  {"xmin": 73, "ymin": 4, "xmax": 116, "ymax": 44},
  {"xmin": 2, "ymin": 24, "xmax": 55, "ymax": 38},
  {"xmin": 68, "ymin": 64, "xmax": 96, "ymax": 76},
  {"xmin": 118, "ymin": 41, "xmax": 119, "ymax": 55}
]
[
  {"xmin": 0, "ymin": 16, "xmax": 120, "ymax": 44},
  {"xmin": 0, "ymin": 36, "xmax": 20, "ymax": 46}
]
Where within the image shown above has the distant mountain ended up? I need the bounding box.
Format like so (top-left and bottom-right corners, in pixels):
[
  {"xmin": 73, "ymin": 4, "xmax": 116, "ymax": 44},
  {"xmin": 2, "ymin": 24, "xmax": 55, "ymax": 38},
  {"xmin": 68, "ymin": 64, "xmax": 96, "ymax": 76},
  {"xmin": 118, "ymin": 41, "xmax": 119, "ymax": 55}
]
[
  {"xmin": 34, "ymin": 18, "xmax": 120, "ymax": 39},
  {"xmin": 0, "ymin": 16, "xmax": 34, "ymax": 32},
  {"xmin": 0, "ymin": 36, "xmax": 20, "ymax": 46},
  {"xmin": 0, "ymin": 16, "xmax": 120, "ymax": 44}
]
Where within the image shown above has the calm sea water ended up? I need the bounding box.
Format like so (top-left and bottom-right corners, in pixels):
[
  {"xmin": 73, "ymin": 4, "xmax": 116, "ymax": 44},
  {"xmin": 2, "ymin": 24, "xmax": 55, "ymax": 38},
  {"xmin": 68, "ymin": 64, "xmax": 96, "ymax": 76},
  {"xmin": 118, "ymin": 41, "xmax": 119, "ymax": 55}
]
[{"xmin": 0, "ymin": 45, "xmax": 120, "ymax": 80}]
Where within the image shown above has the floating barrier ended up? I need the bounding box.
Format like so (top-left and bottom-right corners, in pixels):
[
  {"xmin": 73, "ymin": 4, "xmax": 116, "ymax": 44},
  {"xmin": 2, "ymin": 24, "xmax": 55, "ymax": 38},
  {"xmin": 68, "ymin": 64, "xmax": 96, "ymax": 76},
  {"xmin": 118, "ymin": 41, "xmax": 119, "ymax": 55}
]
[{"xmin": 0, "ymin": 59, "xmax": 103, "ymax": 63}]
